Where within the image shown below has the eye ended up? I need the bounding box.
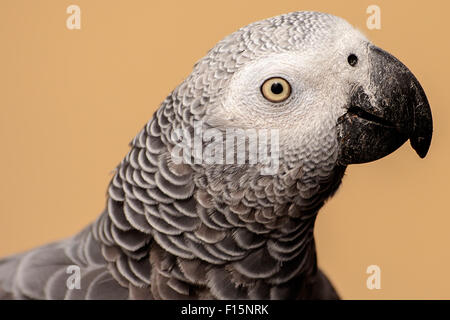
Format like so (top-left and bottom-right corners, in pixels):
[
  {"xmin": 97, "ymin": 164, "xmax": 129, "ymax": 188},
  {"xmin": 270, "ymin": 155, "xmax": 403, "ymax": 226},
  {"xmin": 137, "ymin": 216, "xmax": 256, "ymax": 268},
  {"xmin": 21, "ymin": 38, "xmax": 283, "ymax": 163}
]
[
  {"xmin": 348, "ymin": 54, "xmax": 358, "ymax": 67},
  {"xmin": 261, "ymin": 77, "xmax": 291, "ymax": 103}
]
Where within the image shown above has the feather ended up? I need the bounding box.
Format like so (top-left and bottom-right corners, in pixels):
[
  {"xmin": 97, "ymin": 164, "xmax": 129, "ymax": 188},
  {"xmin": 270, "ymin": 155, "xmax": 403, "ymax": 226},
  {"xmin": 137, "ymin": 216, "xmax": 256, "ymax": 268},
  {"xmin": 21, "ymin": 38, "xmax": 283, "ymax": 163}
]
[
  {"xmin": 232, "ymin": 248, "xmax": 280, "ymax": 279},
  {"xmin": 64, "ymin": 268, "xmax": 105, "ymax": 300},
  {"xmin": 85, "ymin": 271, "xmax": 129, "ymax": 300},
  {"xmin": 107, "ymin": 198, "xmax": 132, "ymax": 231},
  {"xmin": 116, "ymin": 255, "xmax": 146, "ymax": 287},
  {"xmin": 16, "ymin": 246, "xmax": 73, "ymax": 299},
  {"xmin": 152, "ymin": 232, "xmax": 194, "ymax": 259},
  {"xmin": 127, "ymin": 257, "xmax": 151, "ymax": 285},
  {"xmin": 194, "ymin": 224, "xmax": 226, "ymax": 244},
  {"xmin": 206, "ymin": 268, "xmax": 247, "ymax": 299},
  {"xmin": 111, "ymin": 226, "xmax": 149, "ymax": 252}
]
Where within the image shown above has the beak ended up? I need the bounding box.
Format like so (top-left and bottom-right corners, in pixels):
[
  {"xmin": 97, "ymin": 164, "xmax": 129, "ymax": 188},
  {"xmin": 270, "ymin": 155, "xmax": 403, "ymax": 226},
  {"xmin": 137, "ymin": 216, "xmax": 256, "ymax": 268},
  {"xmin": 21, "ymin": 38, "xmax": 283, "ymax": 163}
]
[{"xmin": 337, "ymin": 45, "xmax": 433, "ymax": 165}]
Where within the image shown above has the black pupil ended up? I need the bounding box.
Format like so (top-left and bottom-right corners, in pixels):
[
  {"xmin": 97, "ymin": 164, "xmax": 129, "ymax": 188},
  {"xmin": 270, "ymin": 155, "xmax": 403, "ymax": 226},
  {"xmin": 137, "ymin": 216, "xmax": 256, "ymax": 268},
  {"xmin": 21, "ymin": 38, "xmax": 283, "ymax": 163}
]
[
  {"xmin": 348, "ymin": 54, "xmax": 358, "ymax": 66},
  {"xmin": 271, "ymin": 82, "xmax": 284, "ymax": 94}
]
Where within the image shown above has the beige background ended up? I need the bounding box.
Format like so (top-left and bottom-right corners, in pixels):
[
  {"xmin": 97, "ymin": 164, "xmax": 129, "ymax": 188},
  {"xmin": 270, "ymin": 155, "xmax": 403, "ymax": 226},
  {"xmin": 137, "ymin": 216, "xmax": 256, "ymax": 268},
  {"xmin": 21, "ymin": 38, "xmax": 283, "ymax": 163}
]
[{"xmin": 0, "ymin": 0, "xmax": 449, "ymax": 299}]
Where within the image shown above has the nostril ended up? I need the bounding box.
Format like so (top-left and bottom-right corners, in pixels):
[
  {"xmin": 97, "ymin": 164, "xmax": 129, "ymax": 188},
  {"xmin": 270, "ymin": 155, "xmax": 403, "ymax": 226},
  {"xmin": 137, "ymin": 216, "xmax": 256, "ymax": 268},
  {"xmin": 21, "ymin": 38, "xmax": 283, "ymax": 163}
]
[{"xmin": 348, "ymin": 54, "xmax": 358, "ymax": 67}]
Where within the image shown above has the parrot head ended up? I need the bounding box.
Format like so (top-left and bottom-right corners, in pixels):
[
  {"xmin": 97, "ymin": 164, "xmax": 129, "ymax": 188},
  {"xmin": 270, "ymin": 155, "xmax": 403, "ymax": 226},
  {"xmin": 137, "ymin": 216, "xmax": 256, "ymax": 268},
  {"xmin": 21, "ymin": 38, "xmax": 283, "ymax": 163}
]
[{"xmin": 195, "ymin": 11, "xmax": 432, "ymax": 174}]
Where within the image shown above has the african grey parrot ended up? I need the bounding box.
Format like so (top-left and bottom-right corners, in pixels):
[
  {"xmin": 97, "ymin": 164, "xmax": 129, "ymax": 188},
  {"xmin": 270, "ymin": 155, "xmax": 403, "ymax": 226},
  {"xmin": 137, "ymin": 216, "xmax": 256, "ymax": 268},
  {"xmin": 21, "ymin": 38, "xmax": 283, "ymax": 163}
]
[{"xmin": 0, "ymin": 11, "xmax": 432, "ymax": 300}]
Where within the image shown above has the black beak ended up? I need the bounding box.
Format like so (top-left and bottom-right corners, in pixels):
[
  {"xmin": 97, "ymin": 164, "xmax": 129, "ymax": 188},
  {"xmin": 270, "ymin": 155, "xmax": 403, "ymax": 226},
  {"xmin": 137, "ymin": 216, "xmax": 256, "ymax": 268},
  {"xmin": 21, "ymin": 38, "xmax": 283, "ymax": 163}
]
[{"xmin": 337, "ymin": 45, "xmax": 433, "ymax": 165}]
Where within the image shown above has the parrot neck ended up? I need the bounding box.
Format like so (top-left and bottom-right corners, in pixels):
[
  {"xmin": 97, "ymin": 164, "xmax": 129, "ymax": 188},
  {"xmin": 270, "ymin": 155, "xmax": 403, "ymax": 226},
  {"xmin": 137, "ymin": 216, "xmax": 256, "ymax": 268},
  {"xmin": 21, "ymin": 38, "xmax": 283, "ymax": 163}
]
[{"xmin": 94, "ymin": 127, "xmax": 347, "ymax": 298}]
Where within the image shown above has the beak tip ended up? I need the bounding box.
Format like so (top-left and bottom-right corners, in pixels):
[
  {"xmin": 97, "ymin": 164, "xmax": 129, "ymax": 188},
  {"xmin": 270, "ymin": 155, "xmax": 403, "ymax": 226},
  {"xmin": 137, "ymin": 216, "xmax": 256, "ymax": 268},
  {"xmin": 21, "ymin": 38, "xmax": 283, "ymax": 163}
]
[
  {"xmin": 417, "ymin": 150, "xmax": 428, "ymax": 159},
  {"xmin": 410, "ymin": 136, "xmax": 431, "ymax": 159}
]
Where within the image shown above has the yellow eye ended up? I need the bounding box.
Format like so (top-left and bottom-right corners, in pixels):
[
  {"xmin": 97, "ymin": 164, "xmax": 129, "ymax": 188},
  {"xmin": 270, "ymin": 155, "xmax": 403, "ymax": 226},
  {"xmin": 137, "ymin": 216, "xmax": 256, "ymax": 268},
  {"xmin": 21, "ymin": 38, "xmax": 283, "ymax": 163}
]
[{"xmin": 261, "ymin": 77, "xmax": 291, "ymax": 103}]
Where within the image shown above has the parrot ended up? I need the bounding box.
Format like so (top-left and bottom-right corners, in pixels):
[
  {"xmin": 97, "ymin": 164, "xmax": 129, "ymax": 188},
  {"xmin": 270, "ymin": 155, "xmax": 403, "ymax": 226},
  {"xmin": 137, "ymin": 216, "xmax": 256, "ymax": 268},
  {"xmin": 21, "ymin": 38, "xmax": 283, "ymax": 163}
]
[{"xmin": 0, "ymin": 11, "xmax": 432, "ymax": 300}]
